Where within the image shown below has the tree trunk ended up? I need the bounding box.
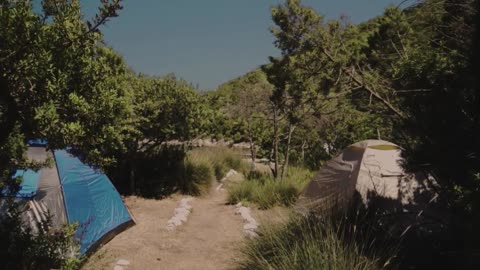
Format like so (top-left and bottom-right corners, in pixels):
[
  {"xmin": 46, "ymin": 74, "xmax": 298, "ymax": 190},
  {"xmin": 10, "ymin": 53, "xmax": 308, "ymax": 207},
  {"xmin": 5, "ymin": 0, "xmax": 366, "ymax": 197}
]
[
  {"xmin": 128, "ymin": 142, "xmax": 138, "ymax": 195},
  {"xmin": 129, "ymin": 162, "xmax": 136, "ymax": 195},
  {"xmin": 272, "ymin": 107, "xmax": 280, "ymax": 179},
  {"xmin": 281, "ymin": 124, "xmax": 296, "ymax": 180},
  {"xmin": 247, "ymin": 124, "xmax": 257, "ymax": 171},
  {"xmin": 301, "ymin": 140, "xmax": 307, "ymax": 162}
]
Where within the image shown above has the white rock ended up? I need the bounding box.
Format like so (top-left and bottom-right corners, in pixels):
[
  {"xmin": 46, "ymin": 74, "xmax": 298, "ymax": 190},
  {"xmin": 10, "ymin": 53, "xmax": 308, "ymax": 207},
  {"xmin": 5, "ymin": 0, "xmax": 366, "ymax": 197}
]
[
  {"xmin": 116, "ymin": 259, "xmax": 130, "ymax": 266},
  {"xmin": 245, "ymin": 230, "xmax": 258, "ymax": 238},
  {"xmin": 167, "ymin": 197, "xmax": 193, "ymax": 231},
  {"xmin": 217, "ymin": 170, "xmax": 238, "ymax": 189},
  {"xmin": 113, "ymin": 266, "xmax": 124, "ymax": 270},
  {"xmin": 234, "ymin": 203, "xmax": 259, "ymax": 238},
  {"xmin": 225, "ymin": 169, "xmax": 238, "ymax": 178},
  {"xmin": 244, "ymin": 223, "xmax": 258, "ymax": 230},
  {"xmin": 215, "ymin": 183, "xmax": 224, "ymax": 191}
]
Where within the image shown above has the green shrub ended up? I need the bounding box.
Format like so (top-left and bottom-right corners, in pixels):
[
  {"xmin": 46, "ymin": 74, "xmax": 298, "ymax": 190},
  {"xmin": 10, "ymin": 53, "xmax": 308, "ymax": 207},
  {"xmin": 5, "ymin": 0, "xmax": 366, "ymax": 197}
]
[
  {"xmin": 213, "ymin": 162, "xmax": 228, "ymax": 181},
  {"xmin": 236, "ymin": 214, "xmax": 397, "ymax": 270},
  {"xmin": 180, "ymin": 156, "xmax": 214, "ymax": 196},
  {"xmin": 228, "ymin": 178, "xmax": 298, "ymax": 209},
  {"xmin": 189, "ymin": 147, "xmax": 249, "ymax": 181},
  {"xmin": 227, "ymin": 166, "xmax": 313, "ymax": 209},
  {"xmin": 273, "ymin": 182, "xmax": 298, "ymax": 207},
  {"xmin": 117, "ymin": 146, "xmax": 247, "ymax": 198},
  {"xmin": 226, "ymin": 181, "xmax": 255, "ymax": 204},
  {"xmin": 246, "ymin": 170, "xmax": 270, "ymax": 181},
  {"xmin": 178, "ymin": 147, "xmax": 247, "ymax": 195},
  {"xmin": 224, "ymin": 155, "xmax": 243, "ymax": 171}
]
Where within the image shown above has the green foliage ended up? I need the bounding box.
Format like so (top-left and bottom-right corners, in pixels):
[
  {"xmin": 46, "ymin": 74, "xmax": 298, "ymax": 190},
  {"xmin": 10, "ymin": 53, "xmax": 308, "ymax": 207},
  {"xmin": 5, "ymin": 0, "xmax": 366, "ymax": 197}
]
[
  {"xmin": 179, "ymin": 147, "xmax": 248, "ymax": 196},
  {"xmin": 227, "ymin": 166, "xmax": 312, "ymax": 209},
  {"xmin": 236, "ymin": 214, "xmax": 396, "ymax": 270},
  {"xmin": 0, "ymin": 2, "xmax": 126, "ymax": 268},
  {"xmin": 202, "ymin": 69, "xmax": 273, "ymax": 149},
  {"xmin": 116, "ymin": 145, "xmax": 188, "ymax": 198},
  {"xmin": 1, "ymin": 0, "xmax": 478, "ymax": 268},
  {"xmin": 181, "ymin": 155, "xmax": 214, "ymax": 196},
  {"xmin": 0, "ymin": 0, "xmax": 129, "ymax": 169},
  {"xmin": 110, "ymin": 73, "xmax": 211, "ymax": 194},
  {"xmin": 0, "ymin": 126, "xmax": 27, "ymax": 183},
  {"xmin": 264, "ymin": 0, "xmax": 480, "ymax": 267},
  {"xmin": 189, "ymin": 147, "xmax": 249, "ymax": 180},
  {"xmin": 121, "ymin": 146, "xmax": 248, "ymax": 198},
  {"xmin": 130, "ymin": 74, "xmax": 206, "ymax": 148}
]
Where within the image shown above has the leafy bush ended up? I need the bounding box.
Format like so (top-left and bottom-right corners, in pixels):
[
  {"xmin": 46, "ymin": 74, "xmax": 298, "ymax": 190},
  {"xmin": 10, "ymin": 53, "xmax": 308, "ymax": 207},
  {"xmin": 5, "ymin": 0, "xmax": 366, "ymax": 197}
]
[
  {"xmin": 236, "ymin": 214, "xmax": 397, "ymax": 270},
  {"xmin": 227, "ymin": 166, "xmax": 313, "ymax": 209}
]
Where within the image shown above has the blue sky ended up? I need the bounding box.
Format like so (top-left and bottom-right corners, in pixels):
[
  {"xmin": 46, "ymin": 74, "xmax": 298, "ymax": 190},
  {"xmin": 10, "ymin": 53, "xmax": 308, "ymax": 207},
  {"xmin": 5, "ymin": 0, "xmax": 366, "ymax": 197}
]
[{"xmin": 83, "ymin": 0, "xmax": 404, "ymax": 90}]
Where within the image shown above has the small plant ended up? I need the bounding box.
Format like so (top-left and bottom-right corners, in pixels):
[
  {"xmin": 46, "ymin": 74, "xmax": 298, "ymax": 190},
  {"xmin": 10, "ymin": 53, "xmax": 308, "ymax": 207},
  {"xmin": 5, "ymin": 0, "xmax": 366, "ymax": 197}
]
[
  {"xmin": 246, "ymin": 170, "xmax": 269, "ymax": 181},
  {"xmin": 227, "ymin": 181, "xmax": 255, "ymax": 204},
  {"xmin": 227, "ymin": 166, "xmax": 313, "ymax": 209}
]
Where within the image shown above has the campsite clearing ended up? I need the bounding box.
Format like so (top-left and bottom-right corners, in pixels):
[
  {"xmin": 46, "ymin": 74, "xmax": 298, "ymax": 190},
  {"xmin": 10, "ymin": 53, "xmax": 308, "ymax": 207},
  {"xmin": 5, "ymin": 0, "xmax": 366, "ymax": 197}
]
[{"xmin": 83, "ymin": 189, "xmax": 248, "ymax": 270}]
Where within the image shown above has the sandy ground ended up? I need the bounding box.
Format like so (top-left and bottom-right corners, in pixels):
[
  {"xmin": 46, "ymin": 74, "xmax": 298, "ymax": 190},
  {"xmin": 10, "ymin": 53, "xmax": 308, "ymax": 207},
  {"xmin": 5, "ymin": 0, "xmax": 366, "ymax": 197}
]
[{"xmin": 83, "ymin": 189, "xmax": 247, "ymax": 270}]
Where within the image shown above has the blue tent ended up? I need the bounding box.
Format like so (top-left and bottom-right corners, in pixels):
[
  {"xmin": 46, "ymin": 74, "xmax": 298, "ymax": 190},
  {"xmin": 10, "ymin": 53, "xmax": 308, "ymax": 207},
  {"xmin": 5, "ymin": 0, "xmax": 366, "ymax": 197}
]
[{"xmin": 2, "ymin": 145, "xmax": 134, "ymax": 255}]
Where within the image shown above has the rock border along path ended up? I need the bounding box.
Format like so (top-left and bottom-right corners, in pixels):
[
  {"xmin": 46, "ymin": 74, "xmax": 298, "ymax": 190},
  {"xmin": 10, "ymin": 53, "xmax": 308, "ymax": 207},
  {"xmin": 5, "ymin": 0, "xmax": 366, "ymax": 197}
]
[
  {"xmin": 85, "ymin": 168, "xmax": 264, "ymax": 270},
  {"xmin": 166, "ymin": 197, "xmax": 194, "ymax": 231},
  {"xmin": 113, "ymin": 259, "xmax": 130, "ymax": 270},
  {"xmin": 235, "ymin": 203, "xmax": 258, "ymax": 238},
  {"xmin": 216, "ymin": 169, "xmax": 238, "ymax": 191},
  {"xmin": 215, "ymin": 169, "xmax": 238, "ymax": 191}
]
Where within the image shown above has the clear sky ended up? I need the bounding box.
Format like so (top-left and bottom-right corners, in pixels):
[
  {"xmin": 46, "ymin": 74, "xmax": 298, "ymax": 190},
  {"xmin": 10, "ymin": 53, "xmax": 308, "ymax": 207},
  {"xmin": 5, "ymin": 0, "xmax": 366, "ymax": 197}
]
[{"xmin": 83, "ymin": 0, "xmax": 405, "ymax": 90}]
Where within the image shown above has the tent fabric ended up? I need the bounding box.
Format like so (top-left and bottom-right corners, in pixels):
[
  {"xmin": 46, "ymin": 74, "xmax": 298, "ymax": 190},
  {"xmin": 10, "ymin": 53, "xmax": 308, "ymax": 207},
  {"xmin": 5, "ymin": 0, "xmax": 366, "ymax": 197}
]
[
  {"xmin": 296, "ymin": 140, "xmax": 440, "ymax": 218},
  {"xmin": 1, "ymin": 170, "xmax": 41, "ymax": 198},
  {"xmin": 295, "ymin": 145, "xmax": 365, "ymax": 214},
  {"xmin": 1, "ymin": 145, "xmax": 134, "ymax": 256},
  {"xmin": 34, "ymin": 147, "xmax": 68, "ymax": 228},
  {"xmin": 1, "ymin": 147, "xmax": 48, "ymax": 198},
  {"xmin": 27, "ymin": 138, "xmax": 48, "ymax": 146},
  {"xmin": 54, "ymin": 150, "xmax": 133, "ymax": 254},
  {"xmin": 13, "ymin": 170, "xmax": 40, "ymax": 198}
]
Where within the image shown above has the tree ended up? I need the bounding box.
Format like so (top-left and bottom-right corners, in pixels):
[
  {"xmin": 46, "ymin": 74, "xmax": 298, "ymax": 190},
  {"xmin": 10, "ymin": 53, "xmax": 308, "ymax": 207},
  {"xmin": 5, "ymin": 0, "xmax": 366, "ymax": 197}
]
[
  {"xmin": 114, "ymin": 74, "xmax": 205, "ymax": 193},
  {"xmin": 0, "ymin": 1, "xmax": 125, "ymax": 268},
  {"xmin": 266, "ymin": 0, "xmax": 480, "ymax": 267},
  {"xmin": 265, "ymin": 0, "xmax": 394, "ymax": 178},
  {"xmin": 0, "ymin": 0, "xmax": 127, "ymax": 171},
  {"xmin": 228, "ymin": 71, "xmax": 272, "ymax": 169}
]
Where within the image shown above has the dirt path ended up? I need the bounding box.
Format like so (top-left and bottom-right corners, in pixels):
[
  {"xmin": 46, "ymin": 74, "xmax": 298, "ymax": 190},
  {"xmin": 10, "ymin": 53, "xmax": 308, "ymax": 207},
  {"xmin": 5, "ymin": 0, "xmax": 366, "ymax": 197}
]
[{"xmin": 83, "ymin": 189, "xmax": 246, "ymax": 270}]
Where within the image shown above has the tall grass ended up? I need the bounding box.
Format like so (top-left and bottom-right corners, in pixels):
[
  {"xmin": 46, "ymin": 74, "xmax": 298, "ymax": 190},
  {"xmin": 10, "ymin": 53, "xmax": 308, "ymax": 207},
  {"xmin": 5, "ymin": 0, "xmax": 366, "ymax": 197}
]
[
  {"xmin": 227, "ymin": 166, "xmax": 313, "ymax": 209},
  {"xmin": 180, "ymin": 147, "xmax": 248, "ymax": 195},
  {"xmin": 130, "ymin": 146, "xmax": 249, "ymax": 197},
  {"xmin": 180, "ymin": 154, "xmax": 214, "ymax": 196},
  {"xmin": 189, "ymin": 147, "xmax": 249, "ymax": 181},
  {"xmin": 236, "ymin": 214, "xmax": 397, "ymax": 270}
]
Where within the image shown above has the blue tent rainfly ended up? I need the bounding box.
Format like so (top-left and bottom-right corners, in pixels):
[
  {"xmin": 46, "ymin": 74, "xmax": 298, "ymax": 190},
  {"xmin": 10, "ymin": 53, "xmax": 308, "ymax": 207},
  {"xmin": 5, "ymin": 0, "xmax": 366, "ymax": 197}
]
[{"xmin": 1, "ymin": 143, "xmax": 135, "ymax": 255}]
